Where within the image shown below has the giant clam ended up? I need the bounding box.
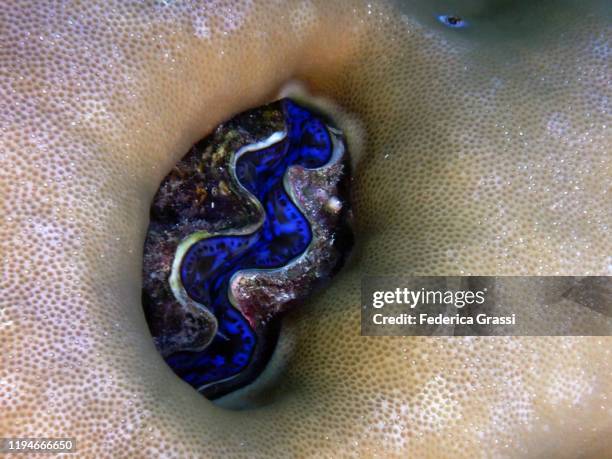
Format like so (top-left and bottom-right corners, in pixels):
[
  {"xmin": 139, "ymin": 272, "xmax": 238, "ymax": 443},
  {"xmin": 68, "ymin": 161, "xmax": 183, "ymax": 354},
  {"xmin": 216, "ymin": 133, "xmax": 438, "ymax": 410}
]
[{"xmin": 142, "ymin": 99, "xmax": 353, "ymax": 399}]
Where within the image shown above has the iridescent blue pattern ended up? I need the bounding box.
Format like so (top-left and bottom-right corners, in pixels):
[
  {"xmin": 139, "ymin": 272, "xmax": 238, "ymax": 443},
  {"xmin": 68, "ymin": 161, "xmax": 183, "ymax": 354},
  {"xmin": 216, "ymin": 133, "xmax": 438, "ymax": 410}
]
[
  {"xmin": 166, "ymin": 100, "xmax": 332, "ymax": 391},
  {"xmin": 437, "ymin": 14, "xmax": 468, "ymax": 28}
]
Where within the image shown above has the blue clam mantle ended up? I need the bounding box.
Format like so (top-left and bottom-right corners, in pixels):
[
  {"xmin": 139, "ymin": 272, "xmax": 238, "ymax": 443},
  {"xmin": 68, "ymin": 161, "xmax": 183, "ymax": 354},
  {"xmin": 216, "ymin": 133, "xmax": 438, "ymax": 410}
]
[{"xmin": 142, "ymin": 99, "xmax": 352, "ymax": 398}]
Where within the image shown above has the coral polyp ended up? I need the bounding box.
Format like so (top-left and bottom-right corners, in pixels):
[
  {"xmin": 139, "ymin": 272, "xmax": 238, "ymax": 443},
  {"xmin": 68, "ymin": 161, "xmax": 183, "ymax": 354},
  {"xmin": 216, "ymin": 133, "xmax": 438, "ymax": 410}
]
[{"xmin": 142, "ymin": 99, "xmax": 353, "ymax": 399}]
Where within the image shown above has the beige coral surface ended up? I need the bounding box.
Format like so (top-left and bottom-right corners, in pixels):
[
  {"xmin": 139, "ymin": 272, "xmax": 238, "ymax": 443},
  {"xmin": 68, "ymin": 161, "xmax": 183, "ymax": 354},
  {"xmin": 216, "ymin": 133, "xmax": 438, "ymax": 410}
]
[{"xmin": 0, "ymin": 0, "xmax": 610, "ymax": 457}]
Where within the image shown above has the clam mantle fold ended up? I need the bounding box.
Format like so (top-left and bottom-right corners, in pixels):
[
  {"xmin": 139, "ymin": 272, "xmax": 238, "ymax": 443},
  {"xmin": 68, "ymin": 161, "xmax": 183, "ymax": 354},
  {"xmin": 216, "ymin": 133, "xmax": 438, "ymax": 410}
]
[{"xmin": 142, "ymin": 99, "xmax": 353, "ymax": 399}]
